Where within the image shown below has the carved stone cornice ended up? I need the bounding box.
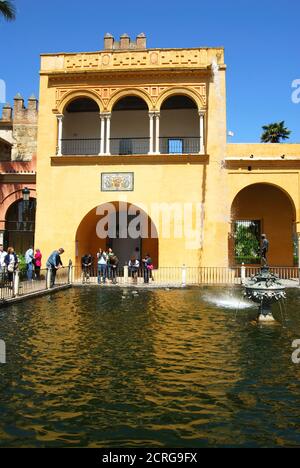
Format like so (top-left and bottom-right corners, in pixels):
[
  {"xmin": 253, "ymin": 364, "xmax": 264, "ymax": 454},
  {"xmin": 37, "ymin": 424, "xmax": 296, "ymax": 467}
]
[
  {"xmin": 51, "ymin": 154, "xmax": 209, "ymax": 166},
  {"xmin": 41, "ymin": 48, "xmax": 225, "ymax": 74}
]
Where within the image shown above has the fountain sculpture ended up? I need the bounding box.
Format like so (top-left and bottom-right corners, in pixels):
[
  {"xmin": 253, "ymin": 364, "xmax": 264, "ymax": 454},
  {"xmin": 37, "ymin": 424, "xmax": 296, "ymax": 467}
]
[{"xmin": 244, "ymin": 266, "xmax": 286, "ymax": 322}]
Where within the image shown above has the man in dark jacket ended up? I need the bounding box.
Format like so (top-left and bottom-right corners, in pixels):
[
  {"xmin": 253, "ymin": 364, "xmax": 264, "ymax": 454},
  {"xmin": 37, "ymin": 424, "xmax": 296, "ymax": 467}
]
[{"xmin": 46, "ymin": 248, "xmax": 64, "ymax": 287}]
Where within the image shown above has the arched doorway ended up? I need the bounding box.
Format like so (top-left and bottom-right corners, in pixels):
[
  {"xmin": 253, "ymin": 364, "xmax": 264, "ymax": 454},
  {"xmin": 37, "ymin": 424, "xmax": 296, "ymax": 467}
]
[
  {"xmin": 62, "ymin": 97, "xmax": 100, "ymax": 155},
  {"xmin": 110, "ymin": 96, "xmax": 149, "ymax": 155},
  {"xmin": 160, "ymin": 95, "xmax": 199, "ymax": 153},
  {"xmin": 76, "ymin": 202, "xmax": 159, "ymax": 267},
  {"xmin": 4, "ymin": 198, "xmax": 36, "ymax": 254},
  {"xmin": 230, "ymin": 183, "xmax": 296, "ymax": 266}
]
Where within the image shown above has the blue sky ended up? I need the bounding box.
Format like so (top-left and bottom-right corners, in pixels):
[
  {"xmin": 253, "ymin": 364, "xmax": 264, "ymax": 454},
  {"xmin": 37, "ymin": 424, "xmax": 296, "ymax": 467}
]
[{"xmin": 0, "ymin": 0, "xmax": 299, "ymax": 142}]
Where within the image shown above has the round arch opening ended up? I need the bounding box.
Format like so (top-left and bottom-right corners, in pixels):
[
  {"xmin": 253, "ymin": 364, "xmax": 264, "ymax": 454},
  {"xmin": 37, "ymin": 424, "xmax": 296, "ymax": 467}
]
[
  {"xmin": 75, "ymin": 202, "xmax": 159, "ymax": 268},
  {"xmin": 230, "ymin": 183, "xmax": 296, "ymax": 267},
  {"xmin": 4, "ymin": 197, "xmax": 36, "ymax": 254},
  {"xmin": 159, "ymin": 94, "xmax": 200, "ymax": 154},
  {"xmin": 62, "ymin": 97, "xmax": 101, "ymax": 155},
  {"xmin": 110, "ymin": 95, "xmax": 149, "ymax": 155}
]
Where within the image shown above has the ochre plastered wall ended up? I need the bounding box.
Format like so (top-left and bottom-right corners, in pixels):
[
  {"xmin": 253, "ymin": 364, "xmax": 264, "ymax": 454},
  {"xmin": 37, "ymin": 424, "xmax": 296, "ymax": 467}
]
[{"xmin": 35, "ymin": 46, "xmax": 300, "ymax": 267}]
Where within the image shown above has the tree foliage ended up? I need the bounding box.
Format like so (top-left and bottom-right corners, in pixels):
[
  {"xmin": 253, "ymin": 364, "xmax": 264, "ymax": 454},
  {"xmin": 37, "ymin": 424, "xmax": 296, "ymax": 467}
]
[
  {"xmin": 261, "ymin": 121, "xmax": 291, "ymax": 143},
  {"xmin": 0, "ymin": 1, "xmax": 16, "ymax": 21}
]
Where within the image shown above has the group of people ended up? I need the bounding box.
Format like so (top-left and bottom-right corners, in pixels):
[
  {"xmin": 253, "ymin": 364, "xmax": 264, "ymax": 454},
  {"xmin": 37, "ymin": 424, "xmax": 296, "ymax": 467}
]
[
  {"xmin": 0, "ymin": 244, "xmax": 65, "ymax": 288},
  {"xmin": 81, "ymin": 248, "xmax": 154, "ymax": 284},
  {"xmin": 24, "ymin": 247, "xmax": 43, "ymax": 280}
]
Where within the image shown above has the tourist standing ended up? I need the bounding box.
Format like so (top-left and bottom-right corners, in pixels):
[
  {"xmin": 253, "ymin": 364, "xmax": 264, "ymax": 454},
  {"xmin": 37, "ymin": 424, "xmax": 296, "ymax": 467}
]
[
  {"xmin": 81, "ymin": 253, "xmax": 93, "ymax": 283},
  {"xmin": 109, "ymin": 254, "xmax": 119, "ymax": 284},
  {"xmin": 4, "ymin": 247, "xmax": 18, "ymax": 283},
  {"xmin": 0, "ymin": 245, "xmax": 7, "ymax": 276},
  {"xmin": 34, "ymin": 249, "xmax": 42, "ymax": 280},
  {"xmin": 129, "ymin": 257, "xmax": 140, "ymax": 283},
  {"xmin": 46, "ymin": 248, "xmax": 64, "ymax": 287},
  {"xmin": 142, "ymin": 254, "xmax": 153, "ymax": 284},
  {"xmin": 25, "ymin": 246, "xmax": 34, "ymax": 281},
  {"xmin": 97, "ymin": 248, "xmax": 107, "ymax": 284},
  {"xmin": 107, "ymin": 248, "xmax": 115, "ymax": 281}
]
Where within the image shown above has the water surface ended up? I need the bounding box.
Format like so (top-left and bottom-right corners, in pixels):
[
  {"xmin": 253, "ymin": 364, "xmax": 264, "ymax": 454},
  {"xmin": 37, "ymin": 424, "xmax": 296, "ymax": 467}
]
[{"xmin": 0, "ymin": 286, "xmax": 300, "ymax": 448}]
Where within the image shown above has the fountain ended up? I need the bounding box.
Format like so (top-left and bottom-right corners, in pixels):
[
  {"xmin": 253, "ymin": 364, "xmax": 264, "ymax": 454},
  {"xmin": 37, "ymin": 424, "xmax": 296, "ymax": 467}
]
[{"xmin": 244, "ymin": 266, "xmax": 286, "ymax": 322}]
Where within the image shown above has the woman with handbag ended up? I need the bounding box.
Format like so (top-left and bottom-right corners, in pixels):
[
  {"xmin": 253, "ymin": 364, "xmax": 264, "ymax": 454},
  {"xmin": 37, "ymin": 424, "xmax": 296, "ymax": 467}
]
[
  {"xmin": 142, "ymin": 254, "xmax": 153, "ymax": 284},
  {"xmin": 34, "ymin": 249, "xmax": 42, "ymax": 280},
  {"xmin": 4, "ymin": 247, "xmax": 19, "ymax": 283}
]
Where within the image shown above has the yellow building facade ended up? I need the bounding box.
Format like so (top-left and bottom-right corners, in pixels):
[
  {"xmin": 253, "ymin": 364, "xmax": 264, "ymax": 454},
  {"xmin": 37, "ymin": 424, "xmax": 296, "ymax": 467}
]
[{"xmin": 35, "ymin": 35, "xmax": 300, "ymax": 268}]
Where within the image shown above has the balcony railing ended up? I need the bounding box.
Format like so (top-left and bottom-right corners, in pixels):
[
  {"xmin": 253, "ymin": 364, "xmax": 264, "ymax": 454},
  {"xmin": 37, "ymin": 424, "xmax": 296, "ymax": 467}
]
[
  {"xmin": 60, "ymin": 137, "xmax": 201, "ymax": 155},
  {"xmin": 61, "ymin": 139, "xmax": 100, "ymax": 155},
  {"xmin": 110, "ymin": 138, "xmax": 150, "ymax": 155},
  {"xmin": 160, "ymin": 137, "xmax": 200, "ymax": 154}
]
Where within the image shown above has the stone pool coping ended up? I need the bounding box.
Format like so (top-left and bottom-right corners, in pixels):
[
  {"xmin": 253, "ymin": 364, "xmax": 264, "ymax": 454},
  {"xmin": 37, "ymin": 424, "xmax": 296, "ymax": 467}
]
[{"xmin": 0, "ymin": 284, "xmax": 72, "ymax": 308}]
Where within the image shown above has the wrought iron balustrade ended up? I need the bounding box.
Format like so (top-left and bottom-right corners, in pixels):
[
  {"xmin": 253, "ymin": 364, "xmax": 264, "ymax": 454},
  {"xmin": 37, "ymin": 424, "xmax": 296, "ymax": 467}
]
[
  {"xmin": 61, "ymin": 139, "xmax": 100, "ymax": 155},
  {"xmin": 159, "ymin": 137, "xmax": 200, "ymax": 154},
  {"xmin": 110, "ymin": 138, "xmax": 150, "ymax": 155}
]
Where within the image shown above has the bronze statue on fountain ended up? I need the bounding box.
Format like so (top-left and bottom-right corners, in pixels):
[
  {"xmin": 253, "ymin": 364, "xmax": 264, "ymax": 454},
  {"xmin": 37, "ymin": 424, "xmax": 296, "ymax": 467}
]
[{"xmin": 244, "ymin": 234, "xmax": 286, "ymax": 322}]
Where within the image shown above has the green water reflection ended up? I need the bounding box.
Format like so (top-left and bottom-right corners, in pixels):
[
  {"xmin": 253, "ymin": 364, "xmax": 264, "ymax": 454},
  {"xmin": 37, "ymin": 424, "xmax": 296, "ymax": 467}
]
[{"xmin": 0, "ymin": 287, "xmax": 300, "ymax": 447}]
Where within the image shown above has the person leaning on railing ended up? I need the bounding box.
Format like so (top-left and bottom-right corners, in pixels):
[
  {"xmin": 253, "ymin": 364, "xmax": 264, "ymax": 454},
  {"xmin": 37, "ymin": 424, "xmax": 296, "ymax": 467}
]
[{"xmin": 46, "ymin": 248, "xmax": 64, "ymax": 287}]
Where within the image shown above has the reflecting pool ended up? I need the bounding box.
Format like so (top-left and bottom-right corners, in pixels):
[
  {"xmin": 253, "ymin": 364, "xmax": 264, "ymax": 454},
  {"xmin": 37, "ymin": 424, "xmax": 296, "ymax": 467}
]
[{"xmin": 1, "ymin": 286, "xmax": 300, "ymax": 448}]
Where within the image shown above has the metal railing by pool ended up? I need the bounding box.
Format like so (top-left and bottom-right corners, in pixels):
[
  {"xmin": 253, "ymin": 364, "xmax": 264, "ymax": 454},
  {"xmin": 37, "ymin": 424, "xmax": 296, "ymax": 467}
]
[
  {"xmin": 18, "ymin": 269, "xmax": 49, "ymax": 296},
  {"xmin": 73, "ymin": 265, "xmax": 300, "ymax": 286},
  {"xmin": 1, "ymin": 265, "xmax": 298, "ymax": 304},
  {"xmin": 0, "ymin": 267, "xmax": 71, "ymax": 303},
  {"xmin": 0, "ymin": 271, "xmax": 14, "ymax": 301}
]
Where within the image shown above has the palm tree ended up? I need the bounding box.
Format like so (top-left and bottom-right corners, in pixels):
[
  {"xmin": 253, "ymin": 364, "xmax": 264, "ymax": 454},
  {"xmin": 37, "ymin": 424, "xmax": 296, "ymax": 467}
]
[
  {"xmin": 261, "ymin": 121, "xmax": 291, "ymax": 143},
  {"xmin": 0, "ymin": 1, "xmax": 16, "ymax": 21}
]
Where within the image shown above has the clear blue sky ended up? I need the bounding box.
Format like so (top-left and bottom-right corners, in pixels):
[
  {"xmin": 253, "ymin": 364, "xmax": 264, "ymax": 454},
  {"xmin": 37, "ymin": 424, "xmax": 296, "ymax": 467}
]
[{"xmin": 0, "ymin": 0, "xmax": 299, "ymax": 142}]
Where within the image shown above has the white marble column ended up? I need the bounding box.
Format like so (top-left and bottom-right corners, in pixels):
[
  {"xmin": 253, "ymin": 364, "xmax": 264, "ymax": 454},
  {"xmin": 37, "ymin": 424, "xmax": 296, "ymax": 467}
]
[
  {"xmin": 155, "ymin": 112, "xmax": 160, "ymax": 154},
  {"xmin": 148, "ymin": 112, "xmax": 154, "ymax": 154},
  {"xmin": 106, "ymin": 114, "xmax": 111, "ymax": 155},
  {"xmin": 57, "ymin": 114, "xmax": 64, "ymax": 156},
  {"xmin": 199, "ymin": 111, "xmax": 205, "ymax": 154},
  {"xmin": 99, "ymin": 114, "xmax": 105, "ymax": 155}
]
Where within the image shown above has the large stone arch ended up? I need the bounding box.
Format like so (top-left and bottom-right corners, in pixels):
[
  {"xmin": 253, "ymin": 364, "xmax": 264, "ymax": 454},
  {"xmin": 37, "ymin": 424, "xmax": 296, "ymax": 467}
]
[
  {"xmin": 230, "ymin": 183, "xmax": 296, "ymax": 266},
  {"xmin": 0, "ymin": 187, "xmax": 36, "ymax": 226},
  {"xmin": 156, "ymin": 87, "xmax": 205, "ymax": 111},
  {"xmin": 75, "ymin": 201, "xmax": 159, "ymax": 268},
  {"xmin": 107, "ymin": 88, "xmax": 152, "ymax": 112},
  {"xmin": 57, "ymin": 89, "xmax": 103, "ymax": 114},
  {"xmin": 2, "ymin": 194, "xmax": 37, "ymax": 253}
]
